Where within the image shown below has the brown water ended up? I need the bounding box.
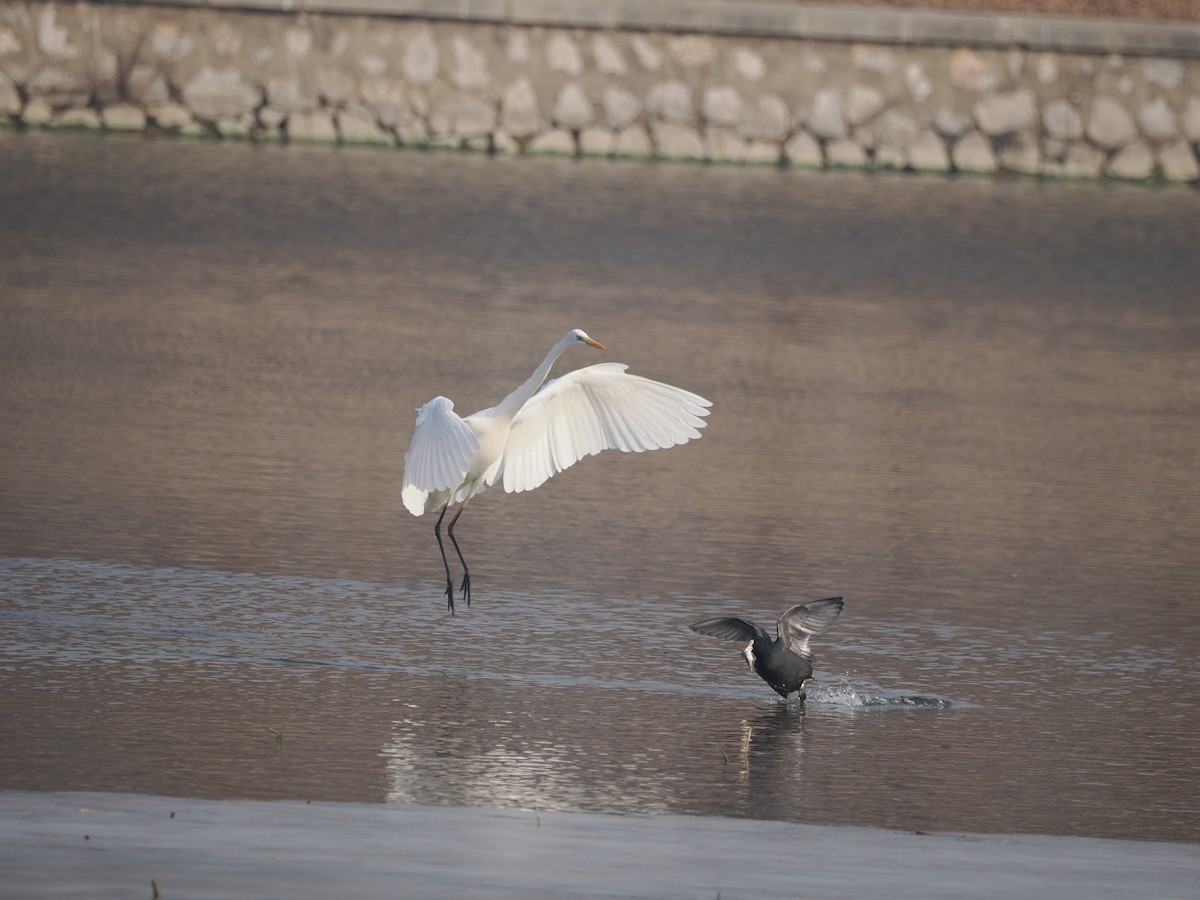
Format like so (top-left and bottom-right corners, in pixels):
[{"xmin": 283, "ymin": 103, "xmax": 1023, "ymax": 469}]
[{"xmin": 1, "ymin": 130, "xmax": 1197, "ymax": 842}]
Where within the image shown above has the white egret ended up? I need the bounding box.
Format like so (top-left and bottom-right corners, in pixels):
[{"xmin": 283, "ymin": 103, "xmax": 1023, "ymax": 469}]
[
  {"xmin": 402, "ymin": 328, "xmax": 711, "ymax": 613},
  {"xmin": 691, "ymin": 598, "xmax": 845, "ymax": 699}
]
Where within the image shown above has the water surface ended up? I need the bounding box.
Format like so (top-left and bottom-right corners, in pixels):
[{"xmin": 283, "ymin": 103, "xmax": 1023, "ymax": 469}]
[{"xmin": 0, "ymin": 131, "xmax": 1197, "ymax": 842}]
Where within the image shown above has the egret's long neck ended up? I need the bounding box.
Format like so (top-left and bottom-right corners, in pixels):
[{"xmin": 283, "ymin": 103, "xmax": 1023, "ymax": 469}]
[{"xmin": 495, "ymin": 336, "xmax": 574, "ymax": 418}]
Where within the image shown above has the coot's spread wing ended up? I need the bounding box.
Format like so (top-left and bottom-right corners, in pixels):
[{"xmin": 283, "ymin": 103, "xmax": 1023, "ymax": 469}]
[
  {"xmin": 690, "ymin": 617, "xmax": 770, "ymax": 644},
  {"xmin": 778, "ymin": 597, "xmax": 844, "ymax": 658}
]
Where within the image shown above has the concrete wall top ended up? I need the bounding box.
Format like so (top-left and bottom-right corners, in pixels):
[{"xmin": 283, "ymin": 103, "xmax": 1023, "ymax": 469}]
[{"xmin": 99, "ymin": 0, "xmax": 1200, "ymax": 58}]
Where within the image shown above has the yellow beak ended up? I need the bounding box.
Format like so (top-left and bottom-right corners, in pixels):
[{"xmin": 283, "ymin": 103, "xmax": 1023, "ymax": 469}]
[{"xmin": 584, "ymin": 338, "xmax": 608, "ymax": 351}]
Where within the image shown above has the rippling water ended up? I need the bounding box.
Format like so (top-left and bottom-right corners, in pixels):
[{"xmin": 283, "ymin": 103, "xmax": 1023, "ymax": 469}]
[{"xmin": 0, "ymin": 131, "xmax": 1197, "ymax": 842}]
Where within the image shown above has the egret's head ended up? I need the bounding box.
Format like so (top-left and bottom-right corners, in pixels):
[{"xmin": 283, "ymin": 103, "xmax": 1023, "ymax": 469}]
[
  {"xmin": 569, "ymin": 328, "xmax": 607, "ymax": 351},
  {"xmin": 742, "ymin": 643, "xmax": 756, "ymax": 669}
]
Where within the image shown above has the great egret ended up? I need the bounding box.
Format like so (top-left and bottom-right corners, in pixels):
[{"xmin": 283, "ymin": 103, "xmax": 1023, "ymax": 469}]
[
  {"xmin": 691, "ymin": 598, "xmax": 845, "ymax": 699},
  {"xmin": 402, "ymin": 328, "xmax": 712, "ymax": 613}
]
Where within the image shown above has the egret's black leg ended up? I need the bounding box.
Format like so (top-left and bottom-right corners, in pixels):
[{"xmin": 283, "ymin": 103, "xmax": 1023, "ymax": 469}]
[
  {"xmin": 447, "ymin": 503, "xmax": 471, "ymax": 608},
  {"xmin": 434, "ymin": 503, "xmax": 456, "ymax": 615}
]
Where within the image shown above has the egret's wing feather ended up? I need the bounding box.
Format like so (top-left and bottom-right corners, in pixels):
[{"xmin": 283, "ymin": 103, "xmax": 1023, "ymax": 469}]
[
  {"xmin": 690, "ymin": 617, "xmax": 769, "ymax": 644},
  {"xmin": 401, "ymin": 396, "xmax": 479, "ymax": 515},
  {"xmin": 499, "ymin": 363, "xmax": 711, "ymax": 493},
  {"xmin": 778, "ymin": 597, "xmax": 844, "ymax": 658}
]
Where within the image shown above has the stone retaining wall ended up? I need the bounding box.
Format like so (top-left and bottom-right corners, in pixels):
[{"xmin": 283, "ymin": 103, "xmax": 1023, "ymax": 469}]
[{"xmin": 2, "ymin": 0, "xmax": 1199, "ymax": 183}]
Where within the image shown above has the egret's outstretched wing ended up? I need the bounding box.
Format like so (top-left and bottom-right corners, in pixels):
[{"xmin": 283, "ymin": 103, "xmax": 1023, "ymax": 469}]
[
  {"xmin": 498, "ymin": 363, "xmax": 711, "ymax": 494},
  {"xmin": 690, "ymin": 617, "xmax": 769, "ymax": 644},
  {"xmin": 401, "ymin": 396, "xmax": 479, "ymax": 516},
  {"xmin": 778, "ymin": 597, "xmax": 844, "ymax": 658}
]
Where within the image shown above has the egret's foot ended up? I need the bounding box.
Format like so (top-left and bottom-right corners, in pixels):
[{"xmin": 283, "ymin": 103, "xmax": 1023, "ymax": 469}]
[
  {"xmin": 444, "ymin": 582, "xmax": 456, "ymax": 616},
  {"xmin": 460, "ymin": 572, "xmax": 472, "ymax": 608}
]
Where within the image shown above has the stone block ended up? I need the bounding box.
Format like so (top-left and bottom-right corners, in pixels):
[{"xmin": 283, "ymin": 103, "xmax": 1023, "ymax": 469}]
[
  {"xmin": 183, "ymin": 66, "xmax": 260, "ymax": 121},
  {"xmin": 909, "ymin": 129, "xmax": 950, "ymax": 172},
  {"xmin": 646, "ymin": 80, "xmax": 692, "ymax": 123},
  {"xmin": 338, "ymin": 109, "xmax": 391, "ymax": 145},
  {"xmin": 288, "ymin": 110, "xmax": 337, "ymax": 142},
  {"xmin": 852, "ymin": 44, "xmax": 897, "ymax": 75},
  {"xmin": 360, "ymin": 77, "xmax": 415, "ymax": 130},
  {"xmin": 451, "ymin": 35, "xmax": 488, "ymax": 89},
  {"xmin": 315, "ymin": 68, "xmax": 357, "ymax": 107},
  {"xmin": 28, "ymin": 65, "xmax": 89, "ymax": 105},
  {"xmin": 745, "ymin": 142, "xmax": 779, "ymax": 164},
  {"xmin": 667, "ymin": 35, "xmax": 714, "ymax": 69},
  {"xmin": 808, "ymin": 87, "xmax": 846, "ymax": 139},
  {"xmin": 1107, "ymin": 141, "xmax": 1154, "ymax": 180},
  {"xmin": 603, "ymin": 86, "xmax": 640, "ymax": 131},
  {"xmin": 953, "ymin": 132, "xmax": 996, "ymax": 173},
  {"xmin": 1142, "ymin": 58, "xmax": 1184, "ymax": 90},
  {"xmin": 151, "ymin": 102, "xmax": 193, "ymax": 130},
  {"xmin": 826, "ymin": 138, "xmax": 865, "ymax": 168},
  {"xmin": 554, "ymin": 82, "xmax": 592, "ymax": 129},
  {"xmin": 631, "ymin": 35, "xmax": 662, "ymax": 72},
  {"xmin": 875, "ymin": 109, "xmax": 919, "ymax": 150},
  {"xmin": 217, "ymin": 114, "xmax": 253, "ymax": 138},
  {"xmin": 905, "ymin": 62, "xmax": 932, "ymax": 102},
  {"xmin": 35, "ymin": 5, "xmax": 80, "ymax": 61},
  {"xmin": 846, "ymin": 85, "xmax": 884, "ymax": 126},
  {"xmin": 102, "ymin": 103, "xmax": 146, "ymax": 131},
  {"xmin": 1043, "ymin": 99, "xmax": 1082, "ymax": 141},
  {"xmin": 592, "ymin": 35, "xmax": 626, "ymax": 76},
  {"xmin": 528, "ymin": 128, "xmax": 575, "ymax": 156},
  {"xmin": 949, "ymin": 48, "xmax": 997, "ymax": 92},
  {"xmin": 613, "ymin": 125, "xmax": 651, "ymax": 158},
  {"xmin": 1047, "ymin": 143, "xmax": 1105, "ymax": 179},
  {"xmin": 703, "ymin": 85, "xmax": 744, "ymax": 128},
  {"xmin": 651, "ymin": 121, "xmax": 704, "ymax": 159},
  {"xmin": 493, "ymin": 131, "xmax": 519, "ymax": 154},
  {"xmin": 22, "ymin": 99, "xmax": 53, "ymax": 126},
  {"xmin": 432, "ymin": 91, "xmax": 495, "ymax": 140},
  {"xmin": 0, "ymin": 74, "xmax": 20, "ymax": 117},
  {"xmin": 403, "ymin": 29, "xmax": 439, "ymax": 85},
  {"xmin": 502, "ymin": 77, "xmax": 540, "ymax": 138},
  {"xmin": 1087, "ymin": 96, "xmax": 1136, "ymax": 150},
  {"xmin": 707, "ymin": 126, "xmax": 747, "ymax": 163},
  {"xmin": 975, "ymin": 89, "xmax": 1036, "ymax": 136},
  {"xmin": 148, "ymin": 21, "xmax": 194, "ymax": 65},
  {"xmin": 1036, "ymin": 54, "xmax": 1058, "ymax": 85},
  {"xmin": 1158, "ymin": 140, "xmax": 1199, "ymax": 183},
  {"xmin": 875, "ymin": 143, "xmax": 907, "ymax": 170},
  {"xmin": 738, "ymin": 94, "xmax": 789, "ymax": 142},
  {"xmin": 547, "ymin": 32, "xmax": 582, "ymax": 75},
  {"xmin": 995, "ymin": 131, "xmax": 1039, "ymax": 174},
  {"xmin": 734, "ymin": 47, "xmax": 765, "ymax": 82},
  {"xmin": 267, "ymin": 77, "xmax": 317, "ymax": 115},
  {"xmin": 52, "ymin": 107, "xmax": 101, "ymax": 130},
  {"xmin": 579, "ymin": 127, "xmax": 611, "ymax": 156},
  {"xmin": 126, "ymin": 66, "xmax": 170, "ymax": 106},
  {"xmin": 1184, "ymin": 98, "xmax": 1200, "ymax": 142},
  {"xmin": 1137, "ymin": 97, "xmax": 1177, "ymax": 140},
  {"xmin": 506, "ymin": 31, "xmax": 529, "ymax": 64},
  {"xmin": 259, "ymin": 106, "xmax": 286, "ymax": 130},
  {"xmin": 178, "ymin": 121, "xmax": 210, "ymax": 139},
  {"xmin": 933, "ymin": 107, "xmax": 972, "ymax": 140},
  {"xmin": 784, "ymin": 130, "xmax": 822, "ymax": 167}
]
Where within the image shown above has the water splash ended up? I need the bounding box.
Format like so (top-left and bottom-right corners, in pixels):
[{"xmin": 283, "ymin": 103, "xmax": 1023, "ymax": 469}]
[{"xmin": 807, "ymin": 678, "xmax": 957, "ymax": 709}]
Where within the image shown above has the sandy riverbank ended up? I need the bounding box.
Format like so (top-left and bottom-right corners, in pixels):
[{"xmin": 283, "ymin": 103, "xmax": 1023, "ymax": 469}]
[{"xmin": 1, "ymin": 791, "xmax": 1196, "ymax": 899}]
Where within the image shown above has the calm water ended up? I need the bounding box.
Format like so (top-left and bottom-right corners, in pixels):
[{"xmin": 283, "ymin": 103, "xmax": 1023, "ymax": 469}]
[{"xmin": 0, "ymin": 131, "xmax": 1197, "ymax": 842}]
